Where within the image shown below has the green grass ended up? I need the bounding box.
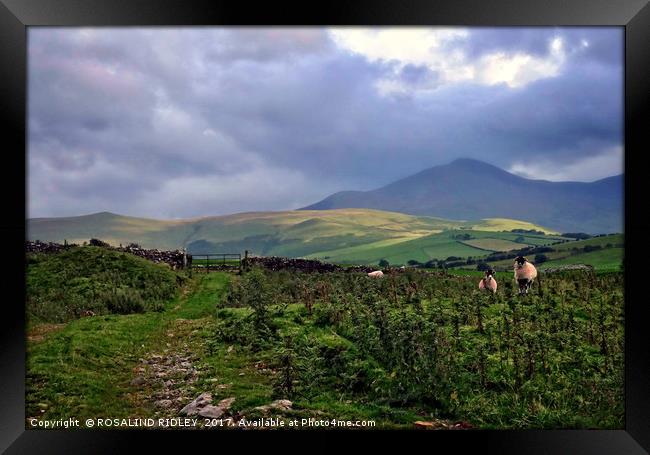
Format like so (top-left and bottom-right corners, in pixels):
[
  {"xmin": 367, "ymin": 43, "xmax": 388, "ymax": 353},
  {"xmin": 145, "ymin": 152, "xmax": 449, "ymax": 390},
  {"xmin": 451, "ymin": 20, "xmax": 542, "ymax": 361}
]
[
  {"xmin": 26, "ymin": 271, "xmax": 231, "ymax": 422},
  {"xmin": 539, "ymin": 248, "xmax": 623, "ymax": 272},
  {"xmin": 553, "ymin": 234, "xmax": 623, "ymax": 251},
  {"xmin": 27, "ymin": 311, "xmax": 171, "ymax": 419},
  {"xmin": 206, "ymin": 269, "xmax": 624, "ymax": 429},
  {"xmin": 26, "ymin": 240, "xmax": 624, "ymax": 429},
  {"xmin": 27, "ymin": 247, "xmax": 181, "ymax": 324},
  {"xmin": 309, "ymin": 230, "xmax": 568, "ymax": 266},
  {"xmin": 191, "ymin": 258, "xmax": 241, "ymax": 267},
  {"xmin": 309, "ymin": 232, "xmax": 485, "ymax": 264},
  {"xmin": 455, "ymin": 234, "xmax": 623, "ymax": 273},
  {"xmin": 26, "ymin": 270, "xmax": 420, "ymax": 428}
]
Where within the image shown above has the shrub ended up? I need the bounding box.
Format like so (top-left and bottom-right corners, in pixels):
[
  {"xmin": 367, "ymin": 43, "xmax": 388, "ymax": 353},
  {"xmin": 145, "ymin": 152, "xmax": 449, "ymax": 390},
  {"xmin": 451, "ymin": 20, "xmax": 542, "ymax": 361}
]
[
  {"xmin": 562, "ymin": 233, "xmax": 593, "ymax": 240},
  {"xmin": 534, "ymin": 254, "xmax": 549, "ymax": 264},
  {"xmin": 102, "ymin": 287, "xmax": 146, "ymax": 314},
  {"xmin": 207, "ymin": 266, "xmax": 624, "ymax": 429}
]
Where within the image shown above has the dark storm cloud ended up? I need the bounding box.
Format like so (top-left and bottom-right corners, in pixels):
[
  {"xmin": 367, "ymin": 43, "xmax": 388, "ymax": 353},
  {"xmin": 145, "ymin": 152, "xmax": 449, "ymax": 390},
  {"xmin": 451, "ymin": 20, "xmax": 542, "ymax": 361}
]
[
  {"xmin": 399, "ymin": 64, "xmax": 437, "ymax": 84},
  {"xmin": 28, "ymin": 27, "xmax": 623, "ymax": 219}
]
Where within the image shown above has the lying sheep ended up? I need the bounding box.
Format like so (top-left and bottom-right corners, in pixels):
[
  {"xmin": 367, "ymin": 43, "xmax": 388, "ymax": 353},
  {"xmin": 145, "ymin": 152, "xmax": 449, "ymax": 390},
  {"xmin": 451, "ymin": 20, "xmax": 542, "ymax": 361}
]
[
  {"xmin": 513, "ymin": 256, "xmax": 537, "ymax": 295},
  {"xmin": 478, "ymin": 269, "xmax": 497, "ymax": 293},
  {"xmin": 367, "ymin": 270, "xmax": 384, "ymax": 278}
]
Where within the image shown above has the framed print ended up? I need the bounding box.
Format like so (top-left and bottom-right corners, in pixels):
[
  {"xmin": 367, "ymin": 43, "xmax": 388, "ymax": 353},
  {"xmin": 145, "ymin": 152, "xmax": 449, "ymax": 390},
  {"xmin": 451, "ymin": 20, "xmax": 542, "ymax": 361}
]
[{"xmin": 1, "ymin": 0, "xmax": 649, "ymax": 453}]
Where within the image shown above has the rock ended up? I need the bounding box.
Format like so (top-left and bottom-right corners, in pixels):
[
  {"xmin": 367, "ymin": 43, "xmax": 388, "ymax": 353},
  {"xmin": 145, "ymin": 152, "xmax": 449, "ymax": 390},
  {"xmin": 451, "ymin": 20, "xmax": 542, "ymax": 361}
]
[
  {"xmin": 25, "ymin": 240, "xmax": 188, "ymax": 270},
  {"xmin": 180, "ymin": 392, "xmax": 213, "ymax": 416},
  {"xmin": 413, "ymin": 419, "xmax": 472, "ymax": 430},
  {"xmin": 218, "ymin": 397, "xmax": 236, "ymax": 410},
  {"xmin": 130, "ymin": 376, "xmax": 146, "ymax": 386},
  {"xmin": 414, "ymin": 420, "xmax": 445, "ymax": 429},
  {"xmin": 451, "ymin": 421, "xmax": 473, "ymax": 429},
  {"xmin": 198, "ymin": 405, "xmax": 225, "ymax": 419},
  {"xmin": 414, "ymin": 421, "xmax": 435, "ymax": 429},
  {"xmin": 190, "ymin": 397, "xmax": 235, "ymax": 419},
  {"xmin": 155, "ymin": 399, "xmax": 173, "ymax": 409},
  {"xmin": 269, "ymin": 399, "xmax": 292, "ymax": 410},
  {"xmin": 254, "ymin": 399, "xmax": 292, "ymax": 413}
]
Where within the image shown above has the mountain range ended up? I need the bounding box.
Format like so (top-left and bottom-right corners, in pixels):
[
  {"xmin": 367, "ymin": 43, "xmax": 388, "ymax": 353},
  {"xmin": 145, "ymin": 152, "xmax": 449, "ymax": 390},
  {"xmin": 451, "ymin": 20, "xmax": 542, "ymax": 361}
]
[{"xmin": 300, "ymin": 158, "xmax": 623, "ymax": 234}]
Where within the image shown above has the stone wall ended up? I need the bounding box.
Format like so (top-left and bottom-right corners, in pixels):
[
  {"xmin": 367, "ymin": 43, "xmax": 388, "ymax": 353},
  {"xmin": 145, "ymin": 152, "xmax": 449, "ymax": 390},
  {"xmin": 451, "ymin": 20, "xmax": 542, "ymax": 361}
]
[
  {"xmin": 26, "ymin": 240, "xmax": 190, "ymax": 270},
  {"xmin": 245, "ymin": 256, "xmax": 386, "ymax": 274}
]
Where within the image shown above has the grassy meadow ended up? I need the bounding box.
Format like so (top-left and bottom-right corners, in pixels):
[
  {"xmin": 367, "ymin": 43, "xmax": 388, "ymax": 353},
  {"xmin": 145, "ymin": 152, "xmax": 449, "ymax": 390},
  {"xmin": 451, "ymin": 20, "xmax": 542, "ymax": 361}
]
[{"xmin": 26, "ymin": 245, "xmax": 624, "ymax": 430}]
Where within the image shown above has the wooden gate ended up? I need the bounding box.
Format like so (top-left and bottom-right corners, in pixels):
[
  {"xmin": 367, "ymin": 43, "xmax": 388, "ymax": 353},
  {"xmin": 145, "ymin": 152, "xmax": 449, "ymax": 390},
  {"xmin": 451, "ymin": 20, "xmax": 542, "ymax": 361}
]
[{"xmin": 190, "ymin": 253, "xmax": 241, "ymax": 272}]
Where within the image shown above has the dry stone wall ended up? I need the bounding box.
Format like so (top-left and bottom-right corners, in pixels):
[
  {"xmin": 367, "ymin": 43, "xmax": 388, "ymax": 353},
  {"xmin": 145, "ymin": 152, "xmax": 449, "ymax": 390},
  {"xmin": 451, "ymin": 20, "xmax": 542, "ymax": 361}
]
[{"xmin": 26, "ymin": 240, "xmax": 191, "ymax": 270}]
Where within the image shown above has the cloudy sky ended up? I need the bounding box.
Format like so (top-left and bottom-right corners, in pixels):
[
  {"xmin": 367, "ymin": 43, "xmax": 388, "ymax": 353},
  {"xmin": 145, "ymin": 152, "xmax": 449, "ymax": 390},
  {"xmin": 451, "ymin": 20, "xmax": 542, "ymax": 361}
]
[{"xmin": 28, "ymin": 27, "xmax": 623, "ymax": 219}]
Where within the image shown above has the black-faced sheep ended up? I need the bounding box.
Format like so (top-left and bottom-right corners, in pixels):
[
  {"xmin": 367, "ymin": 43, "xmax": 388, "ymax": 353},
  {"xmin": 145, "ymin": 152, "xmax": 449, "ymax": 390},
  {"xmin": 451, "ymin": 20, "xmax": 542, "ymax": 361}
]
[
  {"xmin": 478, "ymin": 269, "xmax": 497, "ymax": 293},
  {"xmin": 513, "ymin": 256, "xmax": 537, "ymax": 295}
]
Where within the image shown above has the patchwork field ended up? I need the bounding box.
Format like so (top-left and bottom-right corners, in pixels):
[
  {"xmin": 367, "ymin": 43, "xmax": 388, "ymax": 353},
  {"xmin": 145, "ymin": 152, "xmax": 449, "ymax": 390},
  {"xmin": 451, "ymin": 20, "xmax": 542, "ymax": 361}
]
[
  {"xmin": 461, "ymin": 238, "xmax": 531, "ymax": 252},
  {"xmin": 307, "ymin": 230, "xmax": 569, "ymax": 265},
  {"xmin": 28, "ymin": 209, "xmax": 563, "ymax": 265},
  {"xmin": 27, "ymin": 209, "xmax": 622, "ymax": 271},
  {"xmin": 475, "ymin": 234, "xmax": 623, "ymax": 273},
  {"xmin": 538, "ymin": 248, "xmax": 624, "ymax": 272}
]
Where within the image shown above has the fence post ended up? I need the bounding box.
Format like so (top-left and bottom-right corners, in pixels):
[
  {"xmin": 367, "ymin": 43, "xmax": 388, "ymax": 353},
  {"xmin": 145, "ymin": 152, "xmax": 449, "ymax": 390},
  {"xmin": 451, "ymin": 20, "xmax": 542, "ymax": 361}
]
[
  {"xmin": 182, "ymin": 248, "xmax": 187, "ymax": 269},
  {"xmin": 244, "ymin": 250, "xmax": 249, "ymax": 272}
]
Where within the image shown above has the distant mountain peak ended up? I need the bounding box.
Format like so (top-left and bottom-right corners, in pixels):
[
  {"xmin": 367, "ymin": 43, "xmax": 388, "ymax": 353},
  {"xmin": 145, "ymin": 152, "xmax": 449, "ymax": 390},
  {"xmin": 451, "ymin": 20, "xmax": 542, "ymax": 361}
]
[
  {"xmin": 299, "ymin": 158, "xmax": 623, "ymax": 234},
  {"xmin": 449, "ymin": 157, "xmax": 487, "ymax": 166},
  {"xmin": 445, "ymin": 158, "xmax": 512, "ymax": 174}
]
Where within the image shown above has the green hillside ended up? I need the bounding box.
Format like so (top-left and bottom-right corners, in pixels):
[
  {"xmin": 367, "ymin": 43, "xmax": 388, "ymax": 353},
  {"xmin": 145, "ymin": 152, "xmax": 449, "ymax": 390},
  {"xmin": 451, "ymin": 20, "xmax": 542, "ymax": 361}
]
[
  {"xmin": 28, "ymin": 209, "xmax": 560, "ymax": 263},
  {"xmin": 538, "ymin": 247, "xmax": 623, "ymax": 272},
  {"xmin": 307, "ymin": 229, "xmax": 567, "ymax": 265},
  {"xmin": 27, "ymin": 246, "xmax": 181, "ymax": 324},
  {"xmin": 467, "ymin": 234, "xmax": 623, "ymax": 273},
  {"xmin": 552, "ymin": 234, "xmax": 624, "ymax": 251}
]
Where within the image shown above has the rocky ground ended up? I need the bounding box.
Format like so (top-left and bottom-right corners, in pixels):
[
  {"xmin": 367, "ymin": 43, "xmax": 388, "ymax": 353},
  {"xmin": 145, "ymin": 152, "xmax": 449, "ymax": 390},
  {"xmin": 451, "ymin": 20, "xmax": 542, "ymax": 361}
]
[{"xmin": 125, "ymin": 317, "xmax": 295, "ymax": 429}]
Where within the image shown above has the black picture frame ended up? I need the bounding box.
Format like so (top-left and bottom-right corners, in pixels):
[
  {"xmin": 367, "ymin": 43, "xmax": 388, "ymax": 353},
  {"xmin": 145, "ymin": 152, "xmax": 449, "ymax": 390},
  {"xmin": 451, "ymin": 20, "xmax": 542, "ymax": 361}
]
[{"xmin": 1, "ymin": 0, "xmax": 649, "ymax": 453}]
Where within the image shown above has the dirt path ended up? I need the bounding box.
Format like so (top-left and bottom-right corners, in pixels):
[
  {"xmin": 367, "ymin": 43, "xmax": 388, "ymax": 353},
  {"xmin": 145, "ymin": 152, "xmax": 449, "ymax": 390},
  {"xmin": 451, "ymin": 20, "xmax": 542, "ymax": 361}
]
[
  {"xmin": 128, "ymin": 318, "xmax": 207, "ymax": 420},
  {"xmin": 27, "ymin": 323, "xmax": 67, "ymax": 343}
]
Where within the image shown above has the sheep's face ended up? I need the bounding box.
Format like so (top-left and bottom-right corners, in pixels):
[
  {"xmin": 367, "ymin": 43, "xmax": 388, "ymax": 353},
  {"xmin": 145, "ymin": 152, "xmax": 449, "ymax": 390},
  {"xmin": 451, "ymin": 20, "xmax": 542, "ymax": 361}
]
[
  {"xmin": 485, "ymin": 269, "xmax": 495, "ymax": 278},
  {"xmin": 514, "ymin": 256, "xmax": 527, "ymax": 268}
]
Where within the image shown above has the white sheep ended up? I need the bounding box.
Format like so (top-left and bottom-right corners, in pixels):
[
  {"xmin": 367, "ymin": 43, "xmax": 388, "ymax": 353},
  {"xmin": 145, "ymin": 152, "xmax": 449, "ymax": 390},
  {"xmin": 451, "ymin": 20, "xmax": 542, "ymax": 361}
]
[
  {"xmin": 513, "ymin": 256, "xmax": 537, "ymax": 295},
  {"xmin": 367, "ymin": 270, "xmax": 384, "ymax": 278},
  {"xmin": 478, "ymin": 269, "xmax": 497, "ymax": 293}
]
